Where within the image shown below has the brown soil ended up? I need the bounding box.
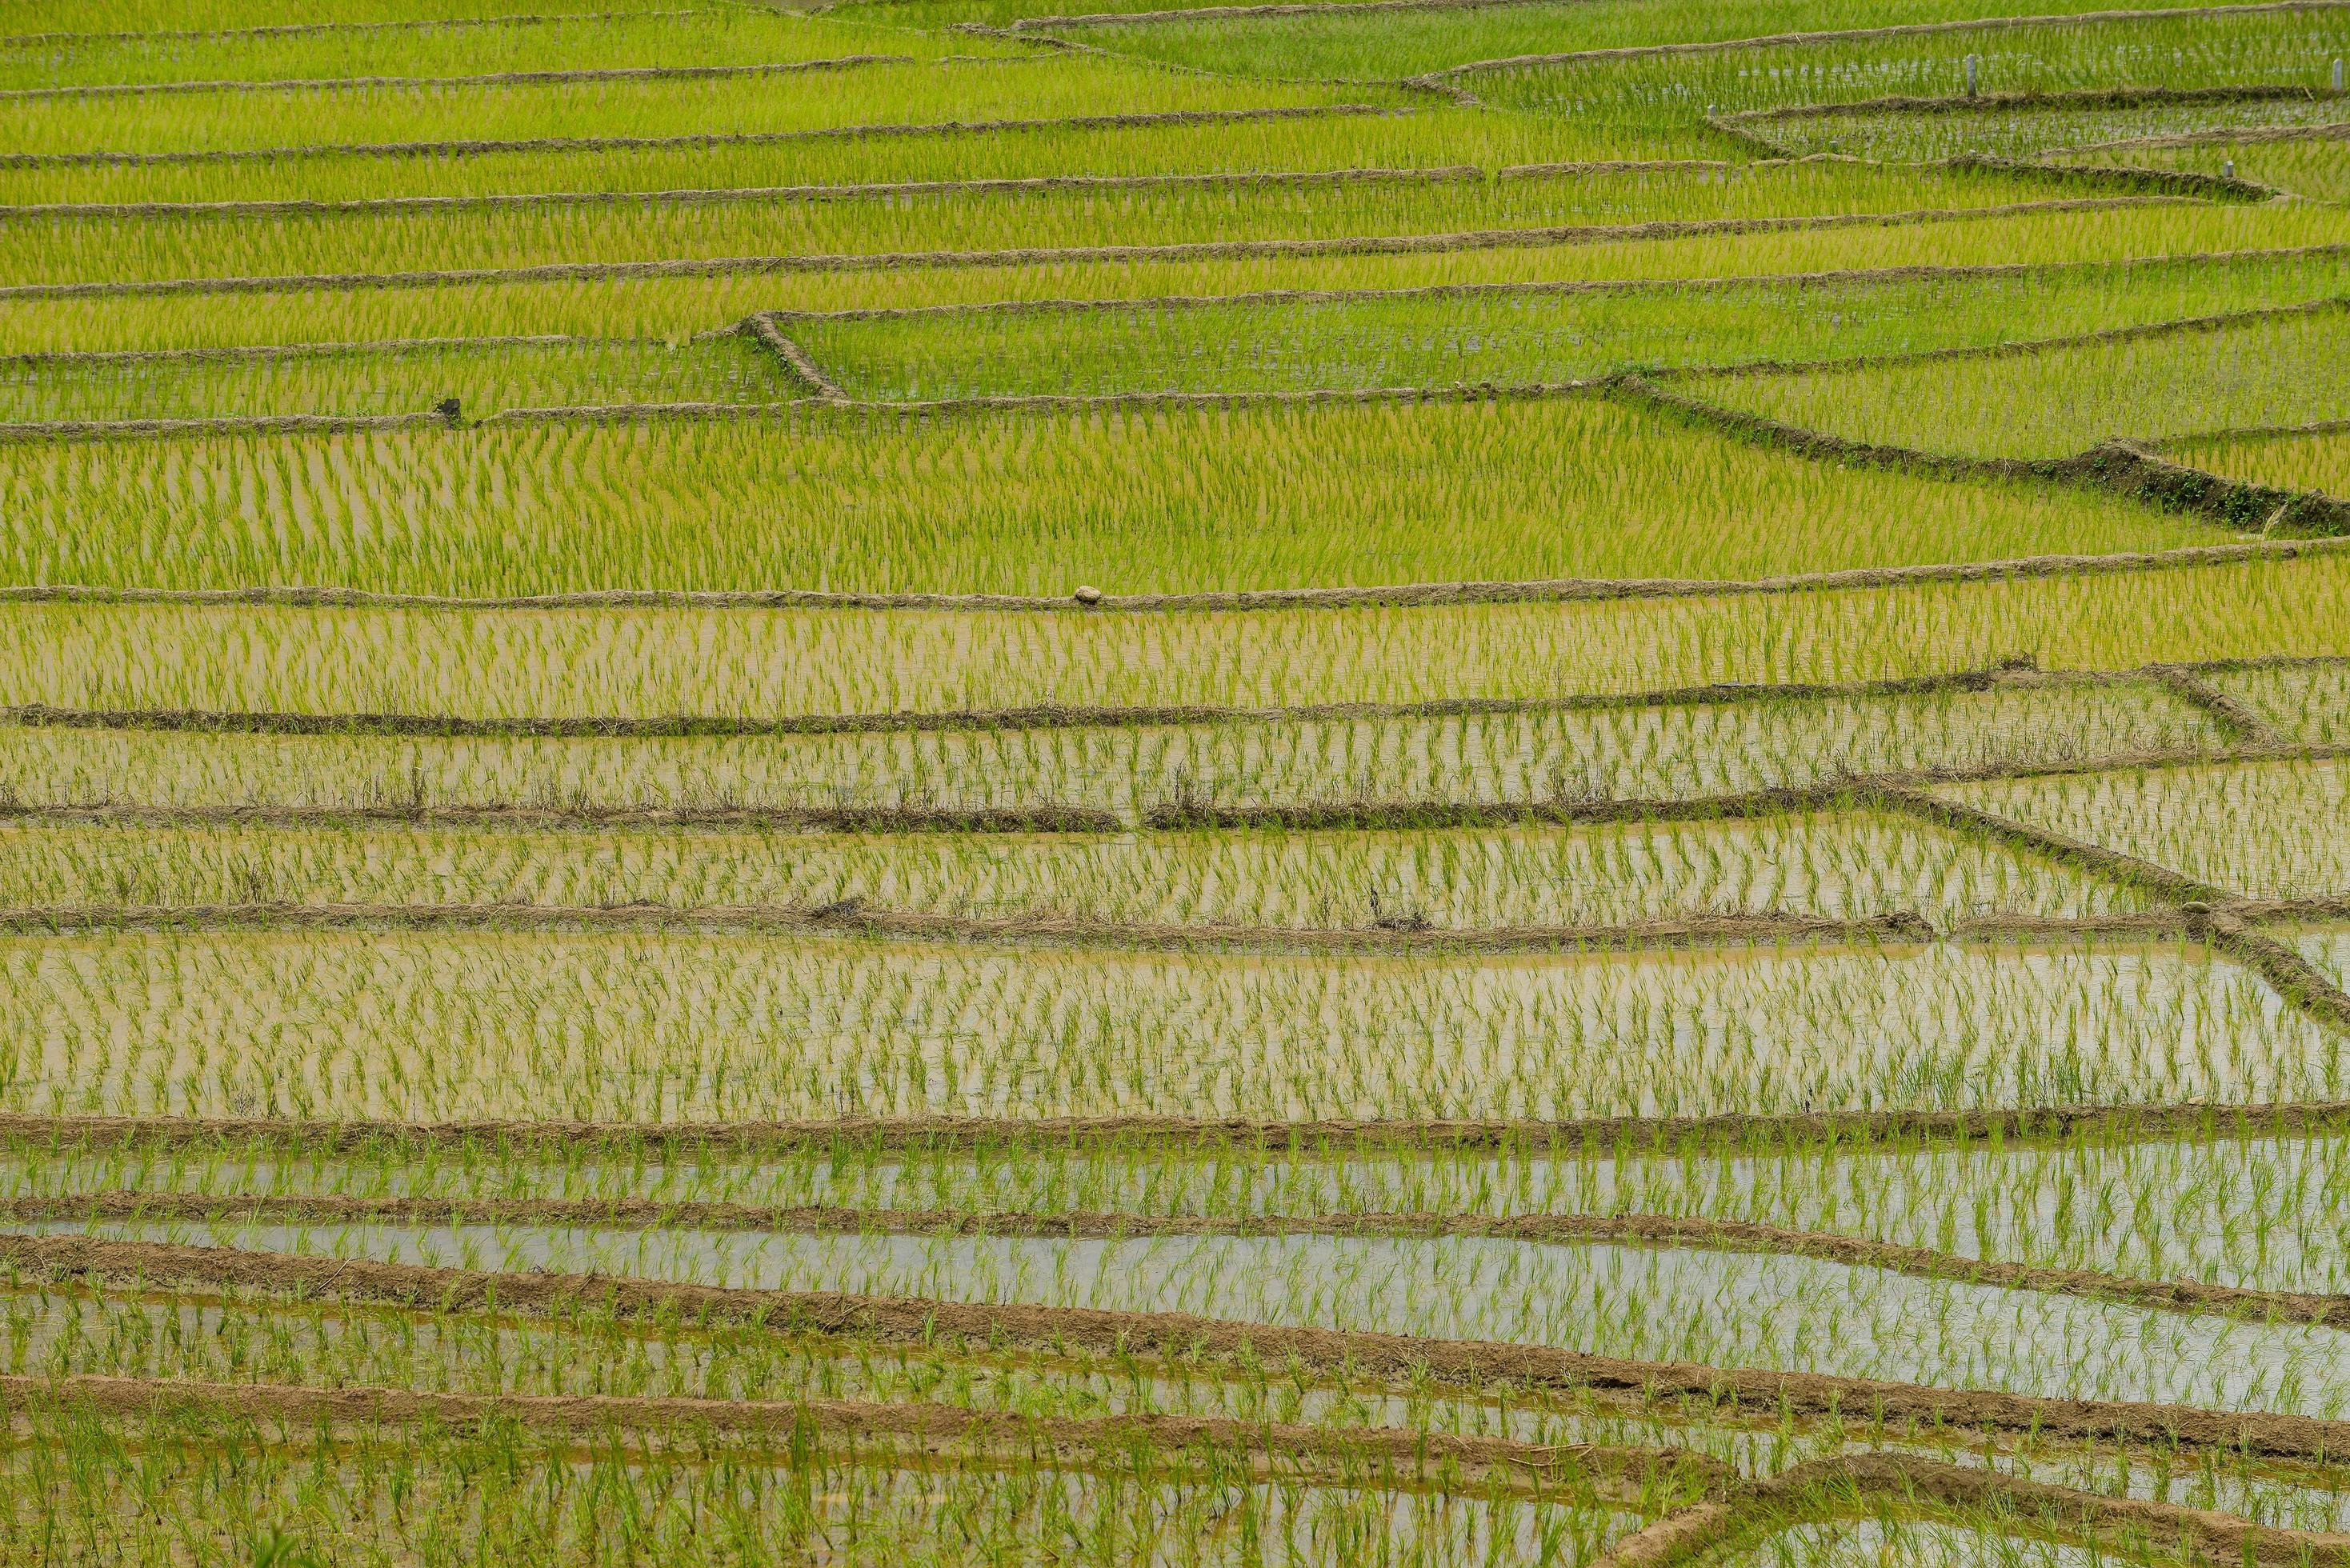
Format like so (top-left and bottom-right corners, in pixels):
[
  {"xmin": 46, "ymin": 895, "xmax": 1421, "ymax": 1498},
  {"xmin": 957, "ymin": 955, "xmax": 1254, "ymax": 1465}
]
[
  {"xmin": 14, "ymin": 1192, "xmax": 2344, "ymax": 1329},
  {"xmin": 0, "ymin": 53, "xmax": 903, "ymax": 102},
  {"xmin": 6, "ymin": 1232, "xmax": 2350, "ymax": 1465},
  {"xmin": 0, "ymin": 196, "xmax": 2171, "ymax": 301}
]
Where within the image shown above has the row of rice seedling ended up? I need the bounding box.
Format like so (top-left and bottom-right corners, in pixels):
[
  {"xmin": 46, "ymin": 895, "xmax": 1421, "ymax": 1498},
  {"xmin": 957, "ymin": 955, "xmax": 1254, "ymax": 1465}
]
[
  {"xmin": 0, "ymin": 161, "xmax": 2097, "ymax": 291},
  {"xmin": 1938, "ymin": 756, "xmax": 2350, "ymax": 899},
  {"xmin": 0, "ymin": 810, "xmax": 2143, "ymax": 926},
  {"xmin": 1731, "ymin": 91, "xmax": 2350, "ymax": 162},
  {"xmin": 0, "ymin": 1278, "xmax": 1707, "ymax": 1454},
  {"xmin": 13, "ymin": 199, "xmax": 2332, "ymax": 351},
  {"xmin": 6, "ymin": 555, "xmax": 2344, "ymax": 717},
  {"xmin": 20, "ymin": 1114, "xmax": 2350, "ymax": 1291},
  {"xmin": 0, "ymin": 102, "xmax": 1723, "ymax": 207},
  {"xmin": 1064, "ymin": 0, "xmax": 2346, "ymax": 94},
  {"xmin": 38, "ymin": 1210, "xmax": 2350, "ymax": 1420},
  {"xmin": 0, "ymin": 928, "xmax": 2324, "ymax": 1120},
  {"xmin": 1467, "ymin": 8, "xmax": 2350, "ymax": 130},
  {"xmin": 0, "ymin": 0, "xmax": 696, "ymax": 34},
  {"xmin": 0, "ymin": 8, "xmax": 1013, "ymax": 92},
  {"xmin": 0, "ymin": 334, "xmax": 793, "ymax": 423},
  {"xmin": 0, "ymin": 54, "xmax": 1391, "ymax": 161},
  {"xmin": 1681, "ymin": 302, "xmax": 2350, "ymax": 459},
  {"xmin": 0, "ymin": 399, "xmax": 2204, "ymax": 597},
  {"xmin": 0, "ymin": 675, "xmax": 2223, "ymax": 816},
  {"xmin": 786, "ymin": 247, "xmax": 2350, "ymax": 402},
  {"xmin": 2092, "ymin": 126, "xmax": 2350, "ymax": 198},
  {"xmin": 0, "ymin": 1320, "xmax": 2326, "ymax": 1568},
  {"xmin": 1001, "ymin": 0, "xmax": 2256, "ymax": 82}
]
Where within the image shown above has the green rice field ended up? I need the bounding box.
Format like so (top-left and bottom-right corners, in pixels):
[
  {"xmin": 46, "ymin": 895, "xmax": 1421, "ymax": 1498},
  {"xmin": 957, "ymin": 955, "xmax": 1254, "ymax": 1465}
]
[{"xmin": 5, "ymin": 0, "xmax": 2350, "ymax": 1561}]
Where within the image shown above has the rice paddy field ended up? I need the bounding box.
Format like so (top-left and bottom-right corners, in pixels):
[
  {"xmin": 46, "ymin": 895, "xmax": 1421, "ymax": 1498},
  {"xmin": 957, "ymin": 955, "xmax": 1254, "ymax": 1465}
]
[{"xmin": 6, "ymin": 0, "xmax": 2350, "ymax": 1563}]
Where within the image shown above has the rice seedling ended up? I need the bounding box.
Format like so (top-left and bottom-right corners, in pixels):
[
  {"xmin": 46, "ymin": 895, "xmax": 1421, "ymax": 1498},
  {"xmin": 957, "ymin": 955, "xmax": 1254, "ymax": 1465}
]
[
  {"xmin": 0, "ymin": 159, "xmax": 2104, "ymax": 291},
  {"xmin": 2, "ymin": 553, "xmax": 2344, "ymax": 718},
  {"xmin": 0, "ymin": 671, "xmax": 2222, "ymax": 817},
  {"xmin": 1682, "ymin": 303, "xmax": 2350, "ymax": 459},
  {"xmin": 14, "ymin": 0, "xmax": 2350, "ymax": 1553},
  {"xmin": 0, "ymin": 398, "xmax": 2206, "ymax": 595},
  {"xmin": 1939, "ymin": 757, "xmax": 2350, "ymax": 899},
  {"xmin": 0, "ymin": 929, "xmax": 2324, "ymax": 1122},
  {"xmin": 0, "ymin": 0, "xmax": 689, "ymax": 32},
  {"xmin": 7, "ymin": 199, "xmax": 2337, "ymax": 353}
]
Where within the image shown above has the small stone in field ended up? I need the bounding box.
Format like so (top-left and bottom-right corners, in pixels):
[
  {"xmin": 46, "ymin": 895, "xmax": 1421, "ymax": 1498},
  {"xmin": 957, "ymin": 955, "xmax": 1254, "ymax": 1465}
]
[{"xmin": 1073, "ymin": 585, "xmax": 1104, "ymax": 604}]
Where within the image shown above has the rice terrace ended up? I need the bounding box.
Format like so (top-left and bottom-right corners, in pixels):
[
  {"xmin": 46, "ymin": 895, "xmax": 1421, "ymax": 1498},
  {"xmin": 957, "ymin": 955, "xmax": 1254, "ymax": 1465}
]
[{"xmin": 13, "ymin": 0, "xmax": 2350, "ymax": 1561}]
